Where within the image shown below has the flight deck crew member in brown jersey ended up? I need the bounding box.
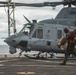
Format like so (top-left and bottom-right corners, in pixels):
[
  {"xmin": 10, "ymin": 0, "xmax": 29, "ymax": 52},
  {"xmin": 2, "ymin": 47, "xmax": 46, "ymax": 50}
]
[{"xmin": 57, "ymin": 28, "xmax": 76, "ymax": 65}]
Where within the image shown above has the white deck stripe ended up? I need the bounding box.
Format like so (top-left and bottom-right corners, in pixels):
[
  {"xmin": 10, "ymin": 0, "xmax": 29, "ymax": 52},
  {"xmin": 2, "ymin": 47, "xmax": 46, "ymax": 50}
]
[{"xmin": 0, "ymin": 59, "xmax": 19, "ymax": 63}]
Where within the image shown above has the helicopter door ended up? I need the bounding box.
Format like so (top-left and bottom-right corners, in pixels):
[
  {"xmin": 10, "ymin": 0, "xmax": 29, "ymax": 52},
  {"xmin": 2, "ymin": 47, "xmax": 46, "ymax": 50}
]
[
  {"xmin": 32, "ymin": 27, "xmax": 43, "ymax": 39},
  {"xmin": 57, "ymin": 27, "xmax": 63, "ymax": 41},
  {"xmin": 30, "ymin": 27, "xmax": 46, "ymax": 50},
  {"xmin": 52, "ymin": 26, "xmax": 63, "ymax": 49}
]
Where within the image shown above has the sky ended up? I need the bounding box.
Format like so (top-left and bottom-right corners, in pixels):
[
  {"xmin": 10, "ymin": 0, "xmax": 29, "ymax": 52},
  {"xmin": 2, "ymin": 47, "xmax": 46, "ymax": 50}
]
[{"xmin": 0, "ymin": 0, "xmax": 63, "ymax": 45}]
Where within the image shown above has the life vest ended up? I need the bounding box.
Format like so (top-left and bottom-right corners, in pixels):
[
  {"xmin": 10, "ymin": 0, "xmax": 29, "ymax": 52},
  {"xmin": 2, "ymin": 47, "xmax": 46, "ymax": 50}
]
[{"xmin": 68, "ymin": 31, "xmax": 74, "ymax": 44}]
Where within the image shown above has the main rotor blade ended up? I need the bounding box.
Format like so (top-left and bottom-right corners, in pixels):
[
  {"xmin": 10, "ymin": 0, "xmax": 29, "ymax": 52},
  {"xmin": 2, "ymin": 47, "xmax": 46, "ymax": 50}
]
[
  {"xmin": 0, "ymin": 1, "xmax": 68, "ymax": 7},
  {"xmin": 0, "ymin": 1, "xmax": 75, "ymax": 7},
  {"xmin": 0, "ymin": 1, "xmax": 64, "ymax": 7}
]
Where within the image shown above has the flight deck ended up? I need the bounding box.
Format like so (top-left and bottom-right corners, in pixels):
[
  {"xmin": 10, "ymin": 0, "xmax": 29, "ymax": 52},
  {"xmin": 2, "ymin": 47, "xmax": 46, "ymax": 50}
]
[{"xmin": 0, "ymin": 57, "xmax": 76, "ymax": 75}]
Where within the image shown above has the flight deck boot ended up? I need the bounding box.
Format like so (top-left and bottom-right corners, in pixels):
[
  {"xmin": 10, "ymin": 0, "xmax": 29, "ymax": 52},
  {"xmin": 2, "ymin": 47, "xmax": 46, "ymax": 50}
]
[
  {"xmin": 59, "ymin": 61, "xmax": 66, "ymax": 65},
  {"xmin": 59, "ymin": 57, "xmax": 67, "ymax": 65}
]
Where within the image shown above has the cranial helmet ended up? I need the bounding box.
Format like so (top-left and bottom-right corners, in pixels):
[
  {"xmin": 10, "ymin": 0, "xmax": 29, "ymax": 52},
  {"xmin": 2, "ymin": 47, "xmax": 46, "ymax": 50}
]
[{"xmin": 64, "ymin": 28, "xmax": 69, "ymax": 33}]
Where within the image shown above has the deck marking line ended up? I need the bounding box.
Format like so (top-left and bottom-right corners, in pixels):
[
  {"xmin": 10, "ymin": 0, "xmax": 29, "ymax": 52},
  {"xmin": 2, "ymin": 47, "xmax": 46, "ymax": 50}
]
[
  {"xmin": 17, "ymin": 72, "xmax": 26, "ymax": 74},
  {"xmin": 17, "ymin": 72, "xmax": 35, "ymax": 74},
  {"xmin": 0, "ymin": 59, "xmax": 19, "ymax": 63},
  {"xmin": 0, "ymin": 64, "xmax": 4, "ymax": 66}
]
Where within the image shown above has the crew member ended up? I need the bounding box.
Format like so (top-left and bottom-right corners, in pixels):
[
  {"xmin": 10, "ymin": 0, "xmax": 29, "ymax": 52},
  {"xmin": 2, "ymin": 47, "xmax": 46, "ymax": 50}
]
[{"xmin": 57, "ymin": 28, "xmax": 76, "ymax": 65}]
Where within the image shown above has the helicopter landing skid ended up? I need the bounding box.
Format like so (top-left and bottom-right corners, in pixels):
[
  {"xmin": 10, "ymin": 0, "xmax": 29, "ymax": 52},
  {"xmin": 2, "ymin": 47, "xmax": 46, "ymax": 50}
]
[
  {"xmin": 24, "ymin": 51, "xmax": 42, "ymax": 59},
  {"xmin": 24, "ymin": 54, "xmax": 46, "ymax": 59},
  {"xmin": 24, "ymin": 51, "xmax": 54, "ymax": 59}
]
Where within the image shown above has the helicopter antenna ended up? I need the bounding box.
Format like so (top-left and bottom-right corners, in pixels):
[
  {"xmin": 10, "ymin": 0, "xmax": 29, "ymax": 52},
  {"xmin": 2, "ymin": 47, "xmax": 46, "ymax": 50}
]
[{"xmin": 23, "ymin": 15, "xmax": 31, "ymax": 23}]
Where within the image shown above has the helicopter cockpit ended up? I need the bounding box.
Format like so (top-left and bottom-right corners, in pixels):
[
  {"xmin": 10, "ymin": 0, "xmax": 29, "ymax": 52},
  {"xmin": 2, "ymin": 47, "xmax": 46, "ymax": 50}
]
[{"xmin": 19, "ymin": 23, "xmax": 34, "ymax": 35}]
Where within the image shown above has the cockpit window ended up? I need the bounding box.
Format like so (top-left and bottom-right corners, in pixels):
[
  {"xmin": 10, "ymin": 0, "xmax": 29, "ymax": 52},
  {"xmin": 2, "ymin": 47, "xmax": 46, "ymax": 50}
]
[
  {"xmin": 37, "ymin": 28, "xmax": 43, "ymax": 39},
  {"xmin": 19, "ymin": 23, "xmax": 34, "ymax": 34},
  {"xmin": 32, "ymin": 27, "xmax": 43, "ymax": 39}
]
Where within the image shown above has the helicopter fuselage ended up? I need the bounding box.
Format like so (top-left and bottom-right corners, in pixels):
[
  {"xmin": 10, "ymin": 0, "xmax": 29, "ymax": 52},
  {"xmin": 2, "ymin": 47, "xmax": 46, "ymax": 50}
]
[
  {"xmin": 4, "ymin": 21, "xmax": 74, "ymax": 54},
  {"xmin": 4, "ymin": 7, "xmax": 76, "ymax": 54}
]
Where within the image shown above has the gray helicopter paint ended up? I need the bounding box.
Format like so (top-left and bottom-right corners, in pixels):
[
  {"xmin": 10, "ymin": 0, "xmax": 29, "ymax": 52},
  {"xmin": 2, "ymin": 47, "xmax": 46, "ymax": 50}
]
[
  {"xmin": 56, "ymin": 7, "xmax": 76, "ymax": 19},
  {"xmin": 39, "ymin": 8, "xmax": 76, "ymax": 27},
  {"xmin": 4, "ymin": 21, "xmax": 74, "ymax": 53},
  {"xmin": 24, "ymin": 23, "xmax": 69, "ymax": 52}
]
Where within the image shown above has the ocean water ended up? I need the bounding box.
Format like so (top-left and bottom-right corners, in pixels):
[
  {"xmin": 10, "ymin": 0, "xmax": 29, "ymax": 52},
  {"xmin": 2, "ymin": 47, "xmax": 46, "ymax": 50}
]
[
  {"xmin": 0, "ymin": 45, "xmax": 22, "ymax": 54},
  {"xmin": 0, "ymin": 45, "xmax": 9, "ymax": 54},
  {"xmin": 0, "ymin": 45, "xmax": 39, "ymax": 54}
]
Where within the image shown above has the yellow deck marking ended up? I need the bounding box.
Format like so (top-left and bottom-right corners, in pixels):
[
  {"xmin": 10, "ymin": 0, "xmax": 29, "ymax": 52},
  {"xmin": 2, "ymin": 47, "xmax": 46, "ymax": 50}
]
[
  {"xmin": 27, "ymin": 72, "xmax": 36, "ymax": 74},
  {"xmin": 17, "ymin": 72, "xmax": 26, "ymax": 74},
  {"xmin": 17, "ymin": 72, "xmax": 36, "ymax": 74}
]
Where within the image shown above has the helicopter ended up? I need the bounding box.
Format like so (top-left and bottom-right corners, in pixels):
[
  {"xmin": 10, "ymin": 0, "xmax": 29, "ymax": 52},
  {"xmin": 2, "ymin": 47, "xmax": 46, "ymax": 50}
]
[{"xmin": 1, "ymin": 0, "xmax": 76, "ymax": 58}]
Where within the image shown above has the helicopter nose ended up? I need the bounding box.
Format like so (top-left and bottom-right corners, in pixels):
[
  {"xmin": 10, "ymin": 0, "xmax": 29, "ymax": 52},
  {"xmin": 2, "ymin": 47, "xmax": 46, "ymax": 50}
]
[
  {"xmin": 4, "ymin": 38, "xmax": 12, "ymax": 46},
  {"xmin": 4, "ymin": 37, "xmax": 16, "ymax": 46}
]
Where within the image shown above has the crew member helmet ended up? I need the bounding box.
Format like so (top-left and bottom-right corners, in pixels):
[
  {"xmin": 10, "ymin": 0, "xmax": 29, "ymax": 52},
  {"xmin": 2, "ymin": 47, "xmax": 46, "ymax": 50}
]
[{"xmin": 64, "ymin": 28, "xmax": 69, "ymax": 33}]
